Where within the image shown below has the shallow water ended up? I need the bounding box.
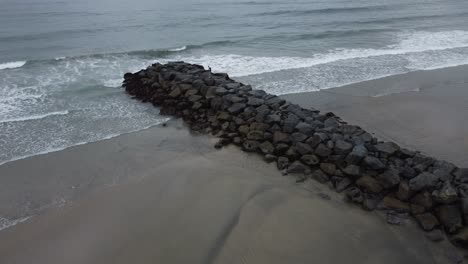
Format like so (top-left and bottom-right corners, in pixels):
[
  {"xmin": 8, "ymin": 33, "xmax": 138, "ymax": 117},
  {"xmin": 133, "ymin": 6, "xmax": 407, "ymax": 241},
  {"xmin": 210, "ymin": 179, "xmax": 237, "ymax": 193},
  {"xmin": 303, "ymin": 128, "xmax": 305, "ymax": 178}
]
[{"xmin": 1, "ymin": 0, "xmax": 468, "ymax": 164}]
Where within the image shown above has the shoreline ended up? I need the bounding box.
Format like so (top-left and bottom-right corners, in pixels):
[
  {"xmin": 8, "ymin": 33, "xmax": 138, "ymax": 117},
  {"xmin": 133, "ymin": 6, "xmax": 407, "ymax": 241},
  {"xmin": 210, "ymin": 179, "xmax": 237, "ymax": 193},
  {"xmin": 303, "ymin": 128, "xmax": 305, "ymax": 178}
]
[
  {"xmin": 0, "ymin": 63, "xmax": 467, "ymax": 263},
  {"xmin": 2, "ymin": 64, "xmax": 467, "ymax": 167}
]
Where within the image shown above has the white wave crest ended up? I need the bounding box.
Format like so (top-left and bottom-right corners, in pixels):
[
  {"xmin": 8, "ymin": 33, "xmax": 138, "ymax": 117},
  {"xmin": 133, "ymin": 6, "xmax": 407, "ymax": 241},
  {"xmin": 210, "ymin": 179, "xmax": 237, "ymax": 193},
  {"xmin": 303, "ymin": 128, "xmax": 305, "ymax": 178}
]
[
  {"xmin": 0, "ymin": 110, "xmax": 70, "ymax": 123},
  {"xmin": 0, "ymin": 61, "xmax": 26, "ymax": 70},
  {"xmin": 103, "ymin": 78, "xmax": 123, "ymax": 87},
  {"xmin": 173, "ymin": 30, "xmax": 468, "ymax": 77},
  {"xmin": 168, "ymin": 46, "xmax": 187, "ymax": 52},
  {"xmin": 0, "ymin": 216, "xmax": 31, "ymax": 232}
]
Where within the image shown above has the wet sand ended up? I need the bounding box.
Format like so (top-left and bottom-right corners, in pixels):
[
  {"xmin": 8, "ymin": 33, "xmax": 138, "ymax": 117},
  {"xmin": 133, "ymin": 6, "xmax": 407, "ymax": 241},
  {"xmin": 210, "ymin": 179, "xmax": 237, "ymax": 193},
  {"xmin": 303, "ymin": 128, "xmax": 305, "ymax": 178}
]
[
  {"xmin": 283, "ymin": 65, "xmax": 468, "ymax": 167},
  {"xmin": 1, "ymin": 65, "xmax": 468, "ymax": 263},
  {"xmin": 0, "ymin": 120, "xmax": 459, "ymax": 264}
]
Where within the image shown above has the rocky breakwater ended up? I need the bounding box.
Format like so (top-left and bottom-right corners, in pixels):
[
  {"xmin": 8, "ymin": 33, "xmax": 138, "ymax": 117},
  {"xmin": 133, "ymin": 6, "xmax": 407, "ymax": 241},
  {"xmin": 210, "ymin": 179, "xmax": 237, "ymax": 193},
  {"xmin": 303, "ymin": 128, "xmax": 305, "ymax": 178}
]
[{"xmin": 123, "ymin": 61, "xmax": 468, "ymax": 249}]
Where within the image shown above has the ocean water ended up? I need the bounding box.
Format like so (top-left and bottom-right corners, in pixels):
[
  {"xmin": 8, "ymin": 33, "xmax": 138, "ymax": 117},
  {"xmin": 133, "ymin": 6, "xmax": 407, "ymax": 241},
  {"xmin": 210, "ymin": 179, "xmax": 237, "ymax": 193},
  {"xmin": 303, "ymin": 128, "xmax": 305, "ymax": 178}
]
[{"xmin": 1, "ymin": 0, "xmax": 468, "ymax": 164}]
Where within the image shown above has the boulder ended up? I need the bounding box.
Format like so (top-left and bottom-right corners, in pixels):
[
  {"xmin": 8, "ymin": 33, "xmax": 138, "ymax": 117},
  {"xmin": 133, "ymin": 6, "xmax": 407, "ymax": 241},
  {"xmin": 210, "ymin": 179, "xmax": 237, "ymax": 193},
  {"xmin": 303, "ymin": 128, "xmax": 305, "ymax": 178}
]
[
  {"xmin": 451, "ymin": 228, "xmax": 468, "ymax": 248},
  {"xmin": 382, "ymin": 196, "xmax": 410, "ymax": 213},
  {"xmin": 411, "ymin": 191, "xmax": 434, "ymax": 210},
  {"xmin": 277, "ymin": 156, "xmax": 289, "ymax": 170},
  {"xmin": 315, "ymin": 144, "xmax": 331, "ymax": 157},
  {"xmin": 345, "ymin": 145, "xmax": 368, "ymax": 164},
  {"xmin": 306, "ymin": 134, "xmax": 322, "ymax": 148},
  {"xmin": 301, "ymin": 154, "xmax": 320, "ymax": 166},
  {"xmin": 375, "ymin": 142, "xmax": 400, "ymax": 155},
  {"xmin": 290, "ymin": 132, "xmax": 308, "ymax": 142},
  {"xmin": 227, "ymin": 103, "xmax": 246, "ymax": 114},
  {"xmin": 336, "ymin": 178, "xmax": 353, "ymax": 193},
  {"xmin": 415, "ymin": 213, "xmax": 440, "ymax": 231},
  {"xmin": 273, "ymin": 131, "xmax": 290, "ymax": 143},
  {"xmin": 363, "ymin": 156, "xmax": 386, "ymax": 170},
  {"xmin": 295, "ymin": 142, "xmax": 313, "ymax": 155},
  {"xmin": 295, "ymin": 122, "xmax": 314, "ymax": 135},
  {"xmin": 320, "ymin": 163, "xmax": 336, "ymax": 175},
  {"xmin": 247, "ymin": 130, "xmax": 264, "ymax": 141},
  {"xmin": 435, "ymin": 205, "xmax": 463, "ymax": 233},
  {"xmin": 409, "ymin": 172, "xmax": 439, "ymax": 191},
  {"xmin": 432, "ymin": 181, "xmax": 458, "ymax": 204},
  {"xmin": 376, "ymin": 168, "xmax": 400, "ymax": 189},
  {"xmin": 259, "ymin": 141, "xmax": 275, "ymax": 154},
  {"xmin": 287, "ymin": 161, "xmax": 308, "ymax": 174},
  {"xmin": 264, "ymin": 154, "xmax": 277, "ymax": 163},
  {"xmin": 343, "ymin": 165, "xmax": 360, "ymax": 177},
  {"xmin": 396, "ymin": 181, "xmax": 412, "ymax": 201},
  {"xmin": 242, "ymin": 140, "xmax": 259, "ymax": 152},
  {"xmin": 356, "ymin": 175, "xmax": 383, "ymax": 193},
  {"xmin": 283, "ymin": 114, "xmax": 300, "ymax": 133},
  {"xmin": 334, "ymin": 140, "xmax": 353, "ymax": 154},
  {"xmin": 311, "ymin": 169, "xmax": 329, "ymax": 183},
  {"xmin": 346, "ymin": 187, "xmax": 364, "ymax": 204}
]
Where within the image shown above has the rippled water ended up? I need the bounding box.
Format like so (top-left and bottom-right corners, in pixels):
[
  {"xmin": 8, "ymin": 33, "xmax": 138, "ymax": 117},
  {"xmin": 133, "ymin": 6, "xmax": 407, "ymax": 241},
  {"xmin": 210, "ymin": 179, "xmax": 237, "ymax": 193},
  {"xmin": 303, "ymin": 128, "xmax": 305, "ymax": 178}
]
[{"xmin": 1, "ymin": 0, "xmax": 468, "ymax": 164}]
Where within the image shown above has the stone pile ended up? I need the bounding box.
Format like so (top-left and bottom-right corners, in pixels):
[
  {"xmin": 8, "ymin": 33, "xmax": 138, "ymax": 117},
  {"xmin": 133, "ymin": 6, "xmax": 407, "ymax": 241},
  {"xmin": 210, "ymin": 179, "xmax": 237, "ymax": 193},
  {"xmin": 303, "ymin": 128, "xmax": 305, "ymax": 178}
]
[{"xmin": 123, "ymin": 61, "xmax": 468, "ymax": 248}]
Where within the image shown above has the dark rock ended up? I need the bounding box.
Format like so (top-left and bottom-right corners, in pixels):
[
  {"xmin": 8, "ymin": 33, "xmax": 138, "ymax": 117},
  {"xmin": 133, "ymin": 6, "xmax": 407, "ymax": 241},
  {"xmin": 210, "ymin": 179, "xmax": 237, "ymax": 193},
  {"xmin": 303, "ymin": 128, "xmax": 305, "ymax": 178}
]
[
  {"xmin": 259, "ymin": 141, "xmax": 275, "ymax": 154},
  {"xmin": 295, "ymin": 142, "xmax": 313, "ymax": 155},
  {"xmin": 435, "ymin": 205, "xmax": 463, "ymax": 233},
  {"xmin": 363, "ymin": 197, "xmax": 381, "ymax": 211},
  {"xmin": 247, "ymin": 130, "xmax": 264, "ymax": 141},
  {"xmin": 400, "ymin": 166, "xmax": 417, "ymax": 179},
  {"xmin": 356, "ymin": 175, "xmax": 383, "ymax": 193},
  {"xmin": 285, "ymin": 147, "xmax": 299, "ymax": 160},
  {"xmin": 277, "ymin": 156, "xmax": 289, "ymax": 170},
  {"xmin": 287, "ymin": 161, "xmax": 308, "ymax": 174},
  {"xmin": 238, "ymin": 125, "xmax": 249, "ymax": 135},
  {"xmin": 320, "ymin": 163, "xmax": 336, "ymax": 175},
  {"xmin": 334, "ymin": 140, "xmax": 353, "ymax": 154},
  {"xmin": 343, "ymin": 165, "xmax": 360, "ymax": 177},
  {"xmin": 264, "ymin": 154, "xmax": 277, "ymax": 163},
  {"xmin": 247, "ymin": 97, "xmax": 265, "ymax": 107},
  {"xmin": 415, "ymin": 213, "xmax": 440, "ymax": 231},
  {"xmin": 409, "ymin": 172, "xmax": 439, "ymax": 191},
  {"xmin": 306, "ymin": 134, "xmax": 322, "ymax": 148},
  {"xmin": 410, "ymin": 204, "xmax": 426, "ymax": 215},
  {"xmin": 345, "ymin": 145, "xmax": 368, "ymax": 164},
  {"xmin": 396, "ymin": 181, "xmax": 412, "ymax": 201},
  {"xmin": 227, "ymin": 103, "xmax": 246, "ymax": 114},
  {"xmin": 301, "ymin": 154, "xmax": 320, "ymax": 166},
  {"xmin": 265, "ymin": 114, "xmax": 281, "ymax": 124},
  {"xmin": 382, "ymin": 196, "xmax": 410, "ymax": 213},
  {"xmin": 295, "ymin": 122, "xmax": 314, "ymax": 135},
  {"xmin": 425, "ymin": 229, "xmax": 444, "ymax": 242},
  {"xmin": 411, "ymin": 191, "xmax": 434, "ymax": 210},
  {"xmin": 275, "ymin": 143, "xmax": 289, "ymax": 154},
  {"xmin": 346, "ymin": 187, "xmax": 364, "ymax": 204},
  {"xmin": 283, "ymin": 114, "xmax": 300, "ymax": 133},
  {"xmin": 324, "ymin": 118, "xmax": 340, "ymax": 128},
  {"xmin": 387, "ymin": 213, "xmax": 407, "ymax": 225},
  {"xmin": 310, "ymin": 169, "xmax": 329, "ymax": 183},
  {"xmin": 432, "ymin": 181, "xmax": 458, "ymax": 204},
  {"xmin": 290, "ymin": 132, "xmax": 307, "ymax": 142},
  {"xmin": 273, "ymin": 131, "xmax": 290, "ymax": 143},
  {"xmin": 242, "ymin": 140, "xmax": 259, "ymax": 152},
  {"xmin": 318, "ymin": 193, "xmax": 331, "ymax": 200},
  {"xmin": 168, "ymin": 87, "xmax": 182, "ymax": 98},
  {"xmin": 451, "ymin": 228, "xmax": 468, "ymax": 248},
  {"xmin": 376, "ymin": 168, "xmax": 400, "ymax": 189},
  {"xmin": 363, "ymin": 156, "xmax": 386, "ymax": 170},
  {"xmin": 336, "ymin": 178, "xmax": 353, "ymax": 193},
  {"xmin": 375, "ymin": 142, "xmax": 400, "ymax": 155},
  {"xmin": 315, "ymin": 144, "xmax": 331, "ymax": 158},
  {"xmin": 460, "ymin": 197, "xmax": 468, "ymax": 224},
  {"xmin": 216, "ymin": 111, "xmax": 231, "ymax": 121}
]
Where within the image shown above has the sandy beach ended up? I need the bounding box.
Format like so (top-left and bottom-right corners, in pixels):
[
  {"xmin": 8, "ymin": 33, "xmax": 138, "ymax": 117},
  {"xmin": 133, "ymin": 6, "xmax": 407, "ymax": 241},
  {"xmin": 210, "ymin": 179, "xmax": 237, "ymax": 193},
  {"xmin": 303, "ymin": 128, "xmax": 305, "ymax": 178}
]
[{"xmin": 0, "ymin": 65, "xmax": 467, "ymax": 263}]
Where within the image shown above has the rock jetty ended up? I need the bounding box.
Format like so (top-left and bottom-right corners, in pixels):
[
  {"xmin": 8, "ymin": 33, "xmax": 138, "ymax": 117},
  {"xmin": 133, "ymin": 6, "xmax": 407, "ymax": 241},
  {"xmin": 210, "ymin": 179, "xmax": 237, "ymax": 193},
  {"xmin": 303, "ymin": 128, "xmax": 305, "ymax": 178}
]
[{"xmin": 123, "ymin": 61, "xmax": 468, "ymax": 249}]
